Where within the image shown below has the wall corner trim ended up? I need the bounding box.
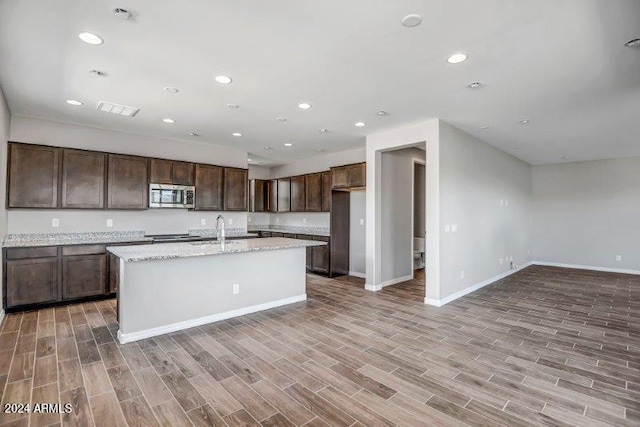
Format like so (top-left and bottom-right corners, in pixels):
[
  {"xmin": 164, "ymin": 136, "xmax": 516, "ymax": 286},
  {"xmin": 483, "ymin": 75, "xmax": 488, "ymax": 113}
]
[
  {"xmin": 0, "ymin": 310, "xmax": 5, "ymax": 327},
  {"xmin": 365, "ymin": 283, "xmax": 382, "ymax": 292},
  {"xmin": 424, "ymin": 262, "xmax": 534, "ymax": 307},
  {"xmin": 532, "ymin": 261, "xmax": 640, "ymax": 276}
]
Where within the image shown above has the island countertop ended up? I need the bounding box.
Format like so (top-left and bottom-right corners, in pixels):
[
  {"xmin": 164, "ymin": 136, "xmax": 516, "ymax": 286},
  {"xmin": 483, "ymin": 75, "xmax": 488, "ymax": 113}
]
[{"xmin": 107, "ymin": 237, "xmax": 326, "ymax": 262}]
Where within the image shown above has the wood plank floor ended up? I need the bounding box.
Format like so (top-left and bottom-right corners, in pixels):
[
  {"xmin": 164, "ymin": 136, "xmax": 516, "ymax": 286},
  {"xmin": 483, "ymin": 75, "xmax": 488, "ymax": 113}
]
[{"xmin": 0, "ymin": 265, "xmax": 639, "ymax": 426}]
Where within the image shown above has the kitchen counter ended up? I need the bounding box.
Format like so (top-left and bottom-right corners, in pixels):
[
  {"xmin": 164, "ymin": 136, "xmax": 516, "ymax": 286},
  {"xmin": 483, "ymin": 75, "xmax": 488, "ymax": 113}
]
[
  {"xmin": 108, "ymin": 237, "xmax": 324, "ymax": 262},
  {"xmin": 248, "ymin": 226, "xmax": 330, "ymax": 237},
  {"xmin": 2, "ymin": 231, "xmax": 151, "ymax": 248}
]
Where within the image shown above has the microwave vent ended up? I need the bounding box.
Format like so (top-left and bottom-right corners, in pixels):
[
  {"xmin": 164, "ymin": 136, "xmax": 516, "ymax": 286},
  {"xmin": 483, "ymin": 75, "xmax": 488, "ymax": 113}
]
[{"xmin": 96, "ymin": 101, "xmax": 140, "ymax": 117}]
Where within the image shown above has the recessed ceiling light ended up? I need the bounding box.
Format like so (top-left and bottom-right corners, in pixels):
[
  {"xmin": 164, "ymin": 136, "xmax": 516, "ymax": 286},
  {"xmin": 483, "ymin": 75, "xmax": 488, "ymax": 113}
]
[
  {"xmin": 319, "ymin": 129, "xmax": 329, "ymax": 133},
  {"xmin": 468, "ymin": 82, "xmax": 482, "ymax": 89},
  {"xmin": 226, "ymin": 103, "xmax": 239, "ymax": 109},
  {"xmin": 78, "ymin": 32, "xmax": 104, "ymax": 45},
  {"xmin": 446, "ymin": 53, "xmax": 467, "ymax": 64},
  {"xmin": 264, "ymin": 146, "xmax": 273, "ymax": 150},
  {"xmin": 354, "ymin": 122, "xmax": 366, "ymax": 127},
  {"xmin": 188, "ymin": 132, "xmax": 199, "ymax": 136},
  {"xmin": 298, "ymin": 103, "xmax": 312, "ymax": 110},
  {"xmin": 88, "ymin": 69, "xmax": 106, "ymax": 77},
  {"xmin": 164, "ymin": 87, "xmax": 179, "ymax": 93},
  {"xmin": 624, "ymin": 38, "xmax": 640, "ymax": 48},
  {"xmin": 66, "ymin": 99, "xmax": 83, "ymax": 106},
  {"xmin": 519, "ymin": 119, "xmax": 530, "ymax": 125},
  {"xmin": 162, "ymin": 118, "xmax": 175, "ymax": 124},
  {"xmin": 284, "ymin": 143, "xmax": 293, "ymax": 147},
  {"xmin": 214, "ymin": 75, "xmax": 232, "ymax": 84},
  {"xmin": 376, "ymin": 110, "xmax": 387, "ymax": 116},
  {"xmin": 480, "ymin": 125, "xmax": 491, "ymax": 130},
  {"xmin": 276, "ymin": 117, "xmax": 287, "ymax": 121},
  {"xmin": 401, "ymin": 14, "xmax": 422, "ymax": 28},
  {"xmin": 232, "ymin": 132, "xmax": 242, "ymax": 137}
]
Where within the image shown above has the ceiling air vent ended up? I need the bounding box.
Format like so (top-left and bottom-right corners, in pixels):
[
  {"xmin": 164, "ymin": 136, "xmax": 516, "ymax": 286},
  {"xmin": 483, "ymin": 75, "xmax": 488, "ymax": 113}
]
[{"xmin": 96, "ymin": 101, "xmax": 140, "ymax": 117}]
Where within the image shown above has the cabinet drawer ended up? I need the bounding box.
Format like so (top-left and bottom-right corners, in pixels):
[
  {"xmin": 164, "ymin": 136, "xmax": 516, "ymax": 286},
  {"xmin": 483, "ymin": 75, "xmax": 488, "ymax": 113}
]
[
  {"xmin": 6, "ymin": 246, "xmax": 58, "ymax": 260},
  {"xmin": 62, "ymin": 245, "xmax": 106, "ymax": 256}
]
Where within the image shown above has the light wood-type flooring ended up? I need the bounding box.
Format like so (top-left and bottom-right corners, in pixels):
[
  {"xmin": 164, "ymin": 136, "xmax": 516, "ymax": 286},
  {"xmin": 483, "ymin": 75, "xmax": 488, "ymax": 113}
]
[{"xmin": 0, "ymin": 265, "xmax": 639, "ymax": 426}]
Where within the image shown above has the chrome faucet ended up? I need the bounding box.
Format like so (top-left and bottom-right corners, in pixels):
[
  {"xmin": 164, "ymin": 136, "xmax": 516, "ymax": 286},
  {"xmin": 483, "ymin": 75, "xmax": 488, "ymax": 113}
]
[{"xmin": 215, "ymin": 215, "xmax": 225, "ymax": 244}]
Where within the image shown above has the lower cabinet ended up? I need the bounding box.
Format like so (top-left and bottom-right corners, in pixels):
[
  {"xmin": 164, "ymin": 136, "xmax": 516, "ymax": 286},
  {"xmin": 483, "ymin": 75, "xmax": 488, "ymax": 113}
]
[
  {"xmin": 62, "ymin": 254, "xmax": 107, "ymax": 300},
  {"xmin": 311, "ymin": 236, "xmax": 330, "ymax": 274},
  {"xmin": 5, "ymin": 257, "xmax": 59, "ymax": 307},
  {"xmin": 108, "ymin": 254, "xmax": 120, "ymax": 293}
]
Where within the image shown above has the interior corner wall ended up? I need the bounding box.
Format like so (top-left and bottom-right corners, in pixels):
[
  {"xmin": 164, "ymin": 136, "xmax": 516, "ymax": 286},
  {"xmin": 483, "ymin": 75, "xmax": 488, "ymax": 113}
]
[
  {"xmin": 532, "ymin": 157, "xmax": 640, "ymax": 272},
  {"xmin": 438, "ymin": 121, "xmax": 533, "ymax": 300},
  {"xmin": 0, "ymin": 86, "xmax": 10, "ymax": 320},
  {"xmin": 7, "ymin": 115, "xmax": 249, "ymax": 234},
  {"xmin": 380, "ymin": 148, "xmax": 425, "ymax": 283}
]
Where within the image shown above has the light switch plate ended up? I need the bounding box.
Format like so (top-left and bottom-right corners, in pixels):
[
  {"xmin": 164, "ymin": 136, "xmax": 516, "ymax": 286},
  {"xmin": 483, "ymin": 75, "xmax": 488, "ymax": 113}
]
[
  {"xmin": 303, "ymin": 218, "xmax": 307, "ymax": 224},
  {"xmin": 360, "ymin": 219, "xmax": 364, "ymax": 226},
  {"xmin": 106, "ymin": 219, "xmax": 113, "ymax": 227},
  {"xmin": 52, "ymin": 218, "xmax": 59, "ymax": 227},
  {"xmin": 201, "ymin": 218, "xmax": 206, "ymax": 225},
  {"xmin": 451, "ymin": 224, "xmax": 458, "ymax": 232},
  {"xmin": 228, "ymin": 218, "xmax": 233, "ymax": 225}
]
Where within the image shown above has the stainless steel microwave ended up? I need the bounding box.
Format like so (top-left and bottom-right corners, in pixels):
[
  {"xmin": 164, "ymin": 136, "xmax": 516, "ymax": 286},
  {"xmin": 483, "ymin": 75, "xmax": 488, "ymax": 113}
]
[{"xmin": 149, "ymin": 183, "xmax": 195, "ymax": 208}]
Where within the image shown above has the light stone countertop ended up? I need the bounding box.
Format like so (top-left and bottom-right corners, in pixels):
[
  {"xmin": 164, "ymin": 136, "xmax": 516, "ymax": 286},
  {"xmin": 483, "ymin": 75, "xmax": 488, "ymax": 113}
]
[
  {"xmin": 108, "ymin": 237, "xmax": 326, "ymax": 262},
  {"xmin": 2, "ymin": 231, "xmax": 151, "ymax": 248}
]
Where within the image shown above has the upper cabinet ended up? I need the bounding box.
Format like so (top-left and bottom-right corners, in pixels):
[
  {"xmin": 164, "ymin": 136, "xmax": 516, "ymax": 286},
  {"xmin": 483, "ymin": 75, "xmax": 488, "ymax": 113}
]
[
  {"xmin": 277, "ymin": 178, "xmax": 291, "ymax": 212},
  {"xmin": 107, "ymin": 154, "xmax": 149, "ymax": 209},
  {"xmin": 331, "ymin": 162, "xmax": 366, "ymax": 189},
  {"xmin": 8, "ymin": 143, "xmax": 60, "ymax": 208},
  {"xmin": 150, "ymin": 159, "xmax": 194, "ymax": 185},
  {"xmin": 61, "ymin": 149, "xmax": 106, "ymax": 209},
  {"xmin": 321, "ymin": 172, "xmax": 331, "ymax": 212},
  {"xmin": 290, "ymin": 175, "xmax": 306, "ymax": 212},
  {"xmin": 250, "ymin": 180, "xmax": 267, "ymax": 212},
  {"xmin": 305, "ymin": 173, "xmax": 322, "ymax": 212},
  {"xmin": 195, "ymin": 164, "xmax": 223, "ymax": 210},
  {"xmin": 268, "ymin": 180, "xmax": 278, "ymax": 212},
  {"xmin": 223, "ymin": 168, "xmax": 248, "ymax": 211}
]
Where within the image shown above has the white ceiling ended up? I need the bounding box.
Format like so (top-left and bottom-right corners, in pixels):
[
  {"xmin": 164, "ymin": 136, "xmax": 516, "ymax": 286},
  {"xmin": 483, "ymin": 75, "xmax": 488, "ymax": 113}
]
[{"xmin": 0, "ymin": 0, "xmax": 639, "ymax": 166}]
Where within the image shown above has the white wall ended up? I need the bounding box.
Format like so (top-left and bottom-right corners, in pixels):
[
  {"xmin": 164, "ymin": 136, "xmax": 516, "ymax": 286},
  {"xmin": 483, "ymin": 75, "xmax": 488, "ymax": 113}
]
[
  {"xmin": 380, "ymin": 147, "xmax": 426, "ymax": 282},
  {"xmin": 7, "ymin": 116, "xmax": 249, "ymax": 234},
  {"xmin": 438, "ymin": 122, "xmax": 533, "ymax": 300},
  {"xmin": 349, "ymin": 190, "xmax": 366, "ymax": 276},
  {"xmin": 0, "ymin": 86, "xmax": 10, "ymax": 319},
  {"xmin": 270, "ymin": 147, "xmax": 365, "ymax": 178},
  {"xmin": 248, "ymin": 165, "xmax": 271, "ymax": 180},
  {"xmin": 532, "ymin": 158, "xmax": 640, "ymax": 272}
]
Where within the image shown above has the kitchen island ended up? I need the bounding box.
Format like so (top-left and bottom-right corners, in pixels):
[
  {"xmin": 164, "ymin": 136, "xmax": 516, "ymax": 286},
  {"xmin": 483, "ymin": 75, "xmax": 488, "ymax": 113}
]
[{"xmin": 108, "ymin": 237, "xmax": 326, "ymax": 344}]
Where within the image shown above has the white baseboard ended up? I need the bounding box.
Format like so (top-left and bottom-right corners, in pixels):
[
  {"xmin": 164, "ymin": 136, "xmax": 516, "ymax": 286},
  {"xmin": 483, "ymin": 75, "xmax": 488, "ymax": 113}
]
[
  {"xmin": 118, "ymin": 294, "xmax": 307, "ymax": 344},
  {"xmin": 424, "ymin": 262, "xmax": 534, "ymax": 307},
  {"xmin": 348, "ymin": 271, "xmax": 366, "ymax": 279},
  {"xmin": 365, "ymin": 274, "xmax": 413, "ymax": 292},
  {"xmin": 532, "ymin": 261, "xmax": 640, "ymax": 276}
]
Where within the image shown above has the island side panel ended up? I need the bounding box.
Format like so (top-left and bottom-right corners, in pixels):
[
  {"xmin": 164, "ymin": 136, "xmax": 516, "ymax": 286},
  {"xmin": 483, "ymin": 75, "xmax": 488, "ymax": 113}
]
[{"xmin": 118, "ymin": 247, "xmax": 306, "ymax": 343}]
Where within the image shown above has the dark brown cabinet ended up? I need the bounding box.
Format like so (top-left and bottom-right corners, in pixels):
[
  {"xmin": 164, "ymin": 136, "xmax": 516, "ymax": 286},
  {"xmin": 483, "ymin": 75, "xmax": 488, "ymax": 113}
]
[
  {"xmin": 61, "ymin": 149, "xmax": 106, "ymax": 209},
  {"xmin": 296, "ymin": 234, "xmax": 314, "ymax": 271},
  {"xmin": 223, "ymin": 168, "xmax": 248, "ymax": 211},
  {"xmin": 321, "ymin": 172, "xmax": 331, "ymax": 212},
  {"xmin": 305, "ymin": 174, "xmax": 322, "ymax": 212},
  {"xmin": 8, "ymin": 143, "xmax": 60, "ymax": 208},
  {"xmin": 150, "ymin": 159, "xmax": 194, "ymax": 185},
  {"xmin": 5, "ymin": 247, "xmax": 59, "ymax": 308},
  {"xmin": 277, "ymin": 178, "xmax": 291, "ymax": 212},
  {"xmin": 195, "ymin": 164, "xmax": 223, "ymax": 210},
  {"xmin": 62, "ymin": 254, "xmax": 107, "ymax": 300},
  {"xmin": 108, "ymin": 254, "xmax": 119, "ymax": 293},
  {"xmin": 347, "ymin": 163, "xmax": 366, "ymax": 187},
  {"xmin": 290, "ymin": 175, "xmax": 306, "ymax": 212},
  {"xmin": 250, "ymin": 180, "xmax": 267, "ymax": 212},
  {"xmin": 267, "ymin": 180, "xmax": 278, "ymax": 212},
  {"xmin": 107, "ymin": 154, "xmax": 149, "ymax": 209},
  {"xmin": 331, "ymin": 166, "xmax": 348, "ymax": 189}
]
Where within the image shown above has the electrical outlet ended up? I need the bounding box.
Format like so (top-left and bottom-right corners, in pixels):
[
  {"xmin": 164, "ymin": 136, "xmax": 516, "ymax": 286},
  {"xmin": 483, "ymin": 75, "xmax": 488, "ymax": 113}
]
[
  {"xmin": 248, "ymin": 216, "xmax": 252, "ymax": 223},
  {"xmin": 106, "ymin": 219, "xmax": 113, "ymax": 228},
  {"xmin": 500, "ymin": 199, "xmax": 504, "ymax": 206},
  {"xmin": 505, "ymin": 200, "xmax": 510, "ymax": 206},
  {"xmin": 445, "ymin": 224, "xmax": 450, "ymax": 233},
  {"xmin": 303, "ymin": 218, "xmax": 307, "ymax": 224},
  {"xmin": 52, "ymin": 218, "xmax": 59, "ymax": 227},
  {"xmin": 228, "ymin": 218, "xmax": 233, "ymax": 225},
  {"xmin": 499, "ymin": 258, "xmax": 504, "ymax": 264},
  {"xmin": 451, "ymin": 224, "xmax": 458, "ymax": 232},
  {"xmin": 460, "ymin": 270, "xmax": 465, "ymax": 279},
  {"xmin": 616, "ymin": 255, "xmax": 622, "ymax": 262},
  {"xmin": 276, "ymin": 217, "xmax": 280, "ymax": 223},
  {"xmin": 359, "ymin": 219, "xmax": 364, "ymax": 226},
  {"xmin": 201, "ymin": 218, "xmax": 206, "ymax": 225},
  {"xmin": 232, "ymin": 283, "xmax": 240, "ymax": 294}
]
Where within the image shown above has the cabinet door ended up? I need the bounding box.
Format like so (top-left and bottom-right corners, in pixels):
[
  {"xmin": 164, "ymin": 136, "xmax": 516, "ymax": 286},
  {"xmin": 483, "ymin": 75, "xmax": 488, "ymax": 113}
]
[
  {"xmin": 149, "ymin": 159, "xmax": 173, "ymax": 184},
  {"xmin": 108, "ymin": 254, "xmax": 119, "ymax": 293},
  {"xmin": 172, "ymin": 161, "xmax": 194, "ymax": 185},
  {"xmin": 250, "ymin": 180, "xmax": 266, "ymax": 212},
  {"xmin": 62, "ymin": 254, "xmax": 107, "ymax": 300},
  {"xmin": 8, "ymin": 143, "xmax": 60, "ymax": 208},
  {"xmin": 107, "ymin": 155, "xmax": 149, "ymax": 209},
  {"xmin": 331, "ymin": 166, "xmax": 347, "ymax": 189},
  {"xmin": 347, "ymin": 163, "xmax": 366, "ymax": 187},
  {"xmin": 195, "ymin": 164, "xmax": 224, "ymax": 210},
  {"xmin": 224, "ymin": 168, "xmax": 248, "ymax": 211},
  {"xmin": 61, "ymin": 149, "xmax": 106, "ymax": 209},
  {"xmin": 268, "ymin": 180, "xmax": 278, "ymax": 212},
  {"xmin": 305, "ymin": 173, "xmax": 322, "ymax": 212},
  {"xmin": 296, "ymin": 235, "xmax": 314, "ymax": 271},
  {"xmin": 6, "ymin": 257, "xmax": 59, "ymax": 307},
  {"xmin": 321, "ymin": 172, "xmax": 331, "ymax": 212},
  {"xmin": 277, "ymin": 178, "xmax": 291, "ymax": 212},
  {"xmin": 312, "ymin": 236, "xmax": 330, "ymax": 274},
  {"xmin": 290, "ymin": 175, "xmax": 306, "ymax": 212}
]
